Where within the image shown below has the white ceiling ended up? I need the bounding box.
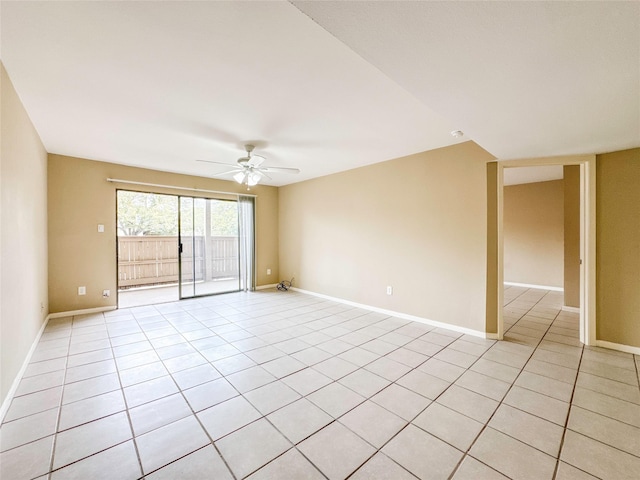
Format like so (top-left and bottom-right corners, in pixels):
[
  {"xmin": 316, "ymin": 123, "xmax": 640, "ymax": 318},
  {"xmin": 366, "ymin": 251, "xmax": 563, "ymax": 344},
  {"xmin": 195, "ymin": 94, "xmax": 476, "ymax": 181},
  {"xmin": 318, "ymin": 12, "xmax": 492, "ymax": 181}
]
[
  {"xmin": 2, "ymin": 1, "xmax": 638, "ymax": 186},
  {"xmin": 503, "ymin": 165, "xmax": 564, "ymax": 186}
]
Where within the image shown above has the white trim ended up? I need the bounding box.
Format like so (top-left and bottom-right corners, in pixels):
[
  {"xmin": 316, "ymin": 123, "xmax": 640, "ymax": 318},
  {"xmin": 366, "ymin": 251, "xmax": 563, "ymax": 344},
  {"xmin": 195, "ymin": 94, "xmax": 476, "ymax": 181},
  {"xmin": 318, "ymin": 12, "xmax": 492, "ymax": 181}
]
[
  {"xmin": 255, "ymin": 284, "xmax": 278, "ymax": 291},
  {"xmin": 107, "ymin": 178, "xmax": 257, "ymax": 198},
  {"xmin": 496, "ymin": 163, "xmax": 504, "ymax": 340},
  {"xmin": 0, "ymin": 315, "xmax": 50, "ymax": 423},
  {"xmin": 291, "ymin": 287, "xmax": 493, "ymax": 339},
  {"xmin": 562, "ymin": 306, "xmax": 580, "ymax": 314},
  {"xmin": 48, "ymin": 306, "xmax": 117, "ymax": 319},
  {"xmin": 583, "ymin": 159, "xmax": 597, "ymax": 346},
  {"xmin": 595, "ymin": 340, "xmax": 640, "ymax": 356},
  {"xmin": 504, "ymin": 281, "xmax": 564, "ymax": 292}
]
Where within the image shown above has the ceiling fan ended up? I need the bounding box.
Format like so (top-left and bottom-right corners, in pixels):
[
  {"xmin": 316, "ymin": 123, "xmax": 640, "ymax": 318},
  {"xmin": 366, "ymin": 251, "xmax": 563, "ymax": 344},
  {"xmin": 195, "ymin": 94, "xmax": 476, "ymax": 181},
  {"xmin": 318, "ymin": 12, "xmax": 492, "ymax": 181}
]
[{"xmin": 197, "ymin": 144, "xmax": 300, "ymax": 189}]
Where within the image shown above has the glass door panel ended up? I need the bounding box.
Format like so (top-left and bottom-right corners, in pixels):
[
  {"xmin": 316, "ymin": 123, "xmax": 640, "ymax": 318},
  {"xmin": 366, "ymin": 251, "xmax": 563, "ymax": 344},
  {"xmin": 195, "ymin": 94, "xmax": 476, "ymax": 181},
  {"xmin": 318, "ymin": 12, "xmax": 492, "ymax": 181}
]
[{"xmin": 179, "ymin": 196, "xmax": 241, "ymax": 298}]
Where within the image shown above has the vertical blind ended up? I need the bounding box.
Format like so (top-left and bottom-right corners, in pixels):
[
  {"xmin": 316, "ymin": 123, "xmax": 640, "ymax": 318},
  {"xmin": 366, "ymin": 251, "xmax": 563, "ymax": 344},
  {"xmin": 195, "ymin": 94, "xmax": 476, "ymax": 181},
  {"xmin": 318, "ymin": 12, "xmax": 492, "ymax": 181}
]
[{"xmin": 238, "ymin": 195, "xmax": 256, "ymax": 291}]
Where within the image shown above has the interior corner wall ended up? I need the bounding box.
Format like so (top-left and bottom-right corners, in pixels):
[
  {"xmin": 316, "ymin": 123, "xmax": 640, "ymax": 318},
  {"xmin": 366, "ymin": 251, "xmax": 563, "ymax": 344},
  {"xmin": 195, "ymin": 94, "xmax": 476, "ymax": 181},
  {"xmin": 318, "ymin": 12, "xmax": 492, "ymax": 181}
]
[
  {"xmin": 278, "ymin": 141, "xmax": 495, "ymax": 333},
  {"xmin": 48, "ymin": 155, "xmax": 279, "ymax": 313},
  {"xmin": 563, "ymin": 165, "xmax": 580, "ymax": 308},
  {"xmin": 596, "ymin": 148, "xmax": 640, "ymax": 348},
  {"xmin": 1, "ymin": 63, "xmax": 49, "ymax": 404},
  {"xmin": 503, "ymin": 180, "xmax": 564, "ymax": 288}
]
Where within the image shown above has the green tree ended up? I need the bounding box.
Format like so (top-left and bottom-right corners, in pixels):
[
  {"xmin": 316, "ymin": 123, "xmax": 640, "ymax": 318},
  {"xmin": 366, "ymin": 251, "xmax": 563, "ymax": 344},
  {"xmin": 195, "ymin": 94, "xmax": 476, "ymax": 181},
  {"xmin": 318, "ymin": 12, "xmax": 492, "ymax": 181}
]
[
  {"xmin": 117, "ymin": 191, "xmax": 239, "ymax": 237},
  {"xmin": 210, "ymin": 200, "xmax": 238, "ymax": 236},
  {"xmin": 117, "ymin": 191, "xmax": 178, "ymax": 236}
]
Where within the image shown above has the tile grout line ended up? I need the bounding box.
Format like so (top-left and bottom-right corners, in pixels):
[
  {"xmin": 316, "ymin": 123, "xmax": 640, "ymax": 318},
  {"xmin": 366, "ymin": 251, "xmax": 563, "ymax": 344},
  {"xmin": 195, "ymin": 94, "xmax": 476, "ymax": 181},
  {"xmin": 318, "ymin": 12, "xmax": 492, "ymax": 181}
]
[
  {"xmin": 110, "ymin": 310, "xmax": 146, "ymax": 480},
  {"xmin": 129, "ymin": 304, "xmax": 241, "ymax": 480},
  {"xmin": 45, "ymin": 317, "xmax": 74, "ymax": 480},
  {"xmin": 552, "ymin": 344, "xmax": 585, "ymax": 480}
]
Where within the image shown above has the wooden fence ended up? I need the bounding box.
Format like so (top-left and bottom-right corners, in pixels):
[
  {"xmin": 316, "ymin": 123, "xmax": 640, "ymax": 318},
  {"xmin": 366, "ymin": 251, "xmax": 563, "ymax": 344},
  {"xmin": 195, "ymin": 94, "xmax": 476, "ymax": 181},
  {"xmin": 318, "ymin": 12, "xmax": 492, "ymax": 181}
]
[{"xmin": 118, "ymin": 235, "xmax": 239, "ymax": 288}]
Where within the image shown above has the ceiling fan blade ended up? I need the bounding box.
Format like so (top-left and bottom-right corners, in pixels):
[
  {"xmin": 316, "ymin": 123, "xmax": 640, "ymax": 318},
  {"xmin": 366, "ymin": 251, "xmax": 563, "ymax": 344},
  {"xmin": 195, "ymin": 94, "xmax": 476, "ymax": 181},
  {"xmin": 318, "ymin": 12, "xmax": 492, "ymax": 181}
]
[
  {"xmin": 254, "ymin": 169, "xmax": 272, "ymax": 180},
  {"xmin": 262, "ymin": 166, "xmax": 300, "ymax": 174},
  {"xmin": 213, "ymin": 169, "xmax": 244, "ymax": 176},
  {"xmin": 248, "ymin": 154, "xmax": 266, "ymax": 167},
  {"xmin": 196, "ymin": 159, "xmax": 237, "ymax": 167}
]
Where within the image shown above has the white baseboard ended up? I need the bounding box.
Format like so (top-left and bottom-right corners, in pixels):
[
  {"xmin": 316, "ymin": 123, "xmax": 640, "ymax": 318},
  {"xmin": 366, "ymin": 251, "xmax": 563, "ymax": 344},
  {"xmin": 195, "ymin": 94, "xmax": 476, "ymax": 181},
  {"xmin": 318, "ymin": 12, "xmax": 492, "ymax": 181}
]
[
  {"xmin": 48, "ymin": 305, "xmax": 117, "ymax": 319},
  {"xmin": 504, "ymin": 281, "xmax": 564, "ymax": 292},
  {"xmin": 595, "ymin": 340, "xmax": 640, "ymax": 356},
  {"xmin": 255, "ymin": 284, "xmax": 278, "ymax": 291},
  {"xmin": 562, "ymin": 306, "xmax": 580, "ymax": 313},
  {"xmin": 291, "ymin": 287, "xmax": 493, "ymax": 340},
  {"xmin": 0, "ymin": 314, "xmax": 50, "ymax": 423}
]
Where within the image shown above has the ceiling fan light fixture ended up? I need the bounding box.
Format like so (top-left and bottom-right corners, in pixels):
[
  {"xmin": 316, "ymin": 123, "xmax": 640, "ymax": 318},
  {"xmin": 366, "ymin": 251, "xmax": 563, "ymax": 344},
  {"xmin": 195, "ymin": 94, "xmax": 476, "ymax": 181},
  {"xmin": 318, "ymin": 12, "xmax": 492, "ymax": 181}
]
[
  {"xmin": 247, "ymin": 172, "xmax": 261, "ymax": 186},
  {"xmin": 233, "ymin": 171, "xmax": 246, "ymax": 184}
]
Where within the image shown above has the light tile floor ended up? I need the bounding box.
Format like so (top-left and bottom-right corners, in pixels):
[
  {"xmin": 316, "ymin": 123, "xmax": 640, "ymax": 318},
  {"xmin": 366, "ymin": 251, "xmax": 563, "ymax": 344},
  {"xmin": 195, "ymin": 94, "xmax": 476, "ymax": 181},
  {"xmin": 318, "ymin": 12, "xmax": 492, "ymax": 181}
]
[{"xmin": 1, "ymin": 286, "xmax": 639, "ymax": 479}]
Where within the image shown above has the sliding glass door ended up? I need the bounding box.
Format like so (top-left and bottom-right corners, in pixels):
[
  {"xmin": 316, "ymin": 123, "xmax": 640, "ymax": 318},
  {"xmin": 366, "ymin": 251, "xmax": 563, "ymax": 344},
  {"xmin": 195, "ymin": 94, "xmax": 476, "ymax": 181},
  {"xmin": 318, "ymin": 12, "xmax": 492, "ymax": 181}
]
[{"xmin": 179, "ymin": 195, "xmax": 254, "ymax": 299}]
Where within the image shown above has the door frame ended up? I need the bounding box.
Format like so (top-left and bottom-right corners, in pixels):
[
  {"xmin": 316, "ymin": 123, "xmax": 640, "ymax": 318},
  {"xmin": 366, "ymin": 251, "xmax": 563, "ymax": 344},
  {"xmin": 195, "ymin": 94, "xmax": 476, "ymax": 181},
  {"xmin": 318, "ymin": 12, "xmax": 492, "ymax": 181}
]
[{"xmin": 494, "ymin": 154, "xmax": 596, "ymax": 345}]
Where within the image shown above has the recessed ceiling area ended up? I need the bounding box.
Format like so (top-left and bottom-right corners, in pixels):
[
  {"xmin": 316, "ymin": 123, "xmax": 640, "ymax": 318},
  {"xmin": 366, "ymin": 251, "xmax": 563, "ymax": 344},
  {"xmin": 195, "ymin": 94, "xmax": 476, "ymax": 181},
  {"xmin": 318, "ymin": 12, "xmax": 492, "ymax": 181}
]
[{"xmin": 1, "ymin": 1, "xmax": 638, "ymax": 186}]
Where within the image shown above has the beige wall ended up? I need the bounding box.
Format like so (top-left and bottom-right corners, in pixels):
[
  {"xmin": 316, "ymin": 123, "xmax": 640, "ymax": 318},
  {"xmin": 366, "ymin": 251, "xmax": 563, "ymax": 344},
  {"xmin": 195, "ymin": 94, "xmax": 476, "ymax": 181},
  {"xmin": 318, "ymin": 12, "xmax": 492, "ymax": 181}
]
[
  {"xmin": 596, "ymin": 148, "xmax": 640, "ymax": 347},
  {"xmin": 503, "ymin": 179, "xmax": 564, "ymax": 288},
  {"xmin": 563, "ymin": 165, "xmax": 580, "ymax": 307},
  {"xmin": 1, "ymin": 64, "xmax": 49, "ymax": 403},
  {"xmin": 48, "ymin": 155, "xmax": 278, "ymax": 313},
  {"xmin": 279, "ymin": 141, "xmax": 495, "ymax": 333}
]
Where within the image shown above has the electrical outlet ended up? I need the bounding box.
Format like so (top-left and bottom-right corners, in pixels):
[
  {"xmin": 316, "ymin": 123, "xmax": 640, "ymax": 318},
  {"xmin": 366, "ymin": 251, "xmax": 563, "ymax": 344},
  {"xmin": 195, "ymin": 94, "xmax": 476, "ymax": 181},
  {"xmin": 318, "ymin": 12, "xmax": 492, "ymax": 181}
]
[
  {"xmin": 267, "ymin": 268, "xmax": 272, "ymax": 275},
  {"xmin": 102, "ymin": 290, "xmax": 110, "ymax": 298},
  {"xmin": 78, "ymin": 286, "xmax": 86, "ymax": 295},
  {"xmin": 97, "ymin": 224, "xmax": 105, "ymax": 233},
  {"xmin": 386, "ymin": 286, "xmax": 393, "ymax": 295}
]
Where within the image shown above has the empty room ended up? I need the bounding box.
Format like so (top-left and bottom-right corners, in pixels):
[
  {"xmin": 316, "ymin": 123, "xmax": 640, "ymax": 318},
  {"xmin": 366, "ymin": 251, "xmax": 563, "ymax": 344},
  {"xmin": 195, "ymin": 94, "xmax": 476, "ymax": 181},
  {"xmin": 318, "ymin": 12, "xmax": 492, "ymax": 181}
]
[{"xmin": 1, "ymin": 2, "xmax": 639, "ymax": 479}]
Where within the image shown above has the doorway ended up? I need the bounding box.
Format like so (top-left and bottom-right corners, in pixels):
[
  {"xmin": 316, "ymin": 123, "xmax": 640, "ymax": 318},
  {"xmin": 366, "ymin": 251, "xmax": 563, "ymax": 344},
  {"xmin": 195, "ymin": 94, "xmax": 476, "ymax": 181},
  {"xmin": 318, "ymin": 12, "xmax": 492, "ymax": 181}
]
[
  {"xmin": 116, "ymin": 190, "xmax": 255, "ymax": 308},
  {"xmin": 489, "ymin": 155, "xmax": 596, "ymax": 345}
]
